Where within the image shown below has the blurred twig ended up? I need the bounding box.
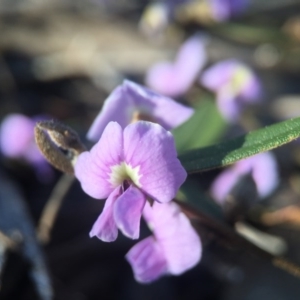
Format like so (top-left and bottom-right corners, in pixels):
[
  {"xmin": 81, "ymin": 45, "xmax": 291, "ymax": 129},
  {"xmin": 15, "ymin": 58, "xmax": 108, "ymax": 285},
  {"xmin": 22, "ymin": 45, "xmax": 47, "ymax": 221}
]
[{"xmin": 37, "ymin": 174, "xmax": 75, "ymax": 244}]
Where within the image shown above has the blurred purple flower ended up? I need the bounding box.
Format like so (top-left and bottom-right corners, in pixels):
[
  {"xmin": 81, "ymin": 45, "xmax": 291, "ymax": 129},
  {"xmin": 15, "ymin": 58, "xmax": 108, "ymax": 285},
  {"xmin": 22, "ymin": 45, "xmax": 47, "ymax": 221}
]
[
  {"xmin": 0, "ymin": 114, "xmax": 52, "ymax": 180},
  {"xmin": 146, "ymin": 35, "xmax": 207, "ymax": 97},
  {"xmin": 211, "ymin": 0, "xmax": 250, "ymax": 21},
  {"xmin": 211, "ymin": 152, "xmax": 279, "ymax": 204},
  {"xmin": 75, "ymin": 121, "xmax": 187, "ymax": 242},
  {"xmin": 126, "ymin": 201, "xmax": 201, "ymax": 283},
  {"xmin": 87, "ymin": 80, "xmax": 194, "ymax": 142},
  {"xmin": 200, "ymin": 59, "xmax": 261, "ymax": 121}
]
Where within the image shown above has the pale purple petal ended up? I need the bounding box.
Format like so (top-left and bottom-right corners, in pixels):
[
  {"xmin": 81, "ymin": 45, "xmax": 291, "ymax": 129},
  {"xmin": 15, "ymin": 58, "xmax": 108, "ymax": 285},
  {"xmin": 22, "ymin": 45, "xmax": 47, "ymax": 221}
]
[
  {"xmin": 89, "ymin": 187, "xmax": 120, "ymax": 242},
  {"xmin": 123, "ymin": 121, "xmax": 187, "ymax": 203},
  {"xmin": 200, "ymin": 59, "xmax": 238, "ymax": 91},
  {"xmin": 240, "ymin": 74, "xmax": 262, "ymax": 103},
  {"xmin": 124, "ymin": 80, "xmax": 194, "ymax": 130},
  {"xmin": 211, "ymin": 0, "xmax": 231, "ymax": 21},
  {"xmin": 216, "ymin": 91, "xmax": 242, "ymax": 121},
  {"xmin": 0, "ymin": 114, "xmax": 35, "ymax": 158},
  {"xmin": 87, "ymin": 86, "xmax": 135, "ymax": 142},
  {"xmin": 211, "ymin": 0, "xmax": 249, "ymax": 21},
  {"xmin": 143, "ymin": 202, "xmax": 201, "ymax": 275},
  {"xmin": 75, "ymin": 122, "xmax": 123, "ymax": 199},
  {"xmin": 146, "ymin": 35, "xmax": 206, "ymax": 97},
  {"xmin": 126, "ymin": 236, "xmax": 168, "ymax": 283},
  {"xmin": 210, "ymin": 168, "xmax": 241, "ymax": 204},
  {"xmin": 211, "ymin": 152, "xmax": 278, "ymax": 203},
  {"xmin": 114, "ymin": 185, "xmax": 146, "ymax": 239},
  {"xmin": 247, "ymin": 152, "xmax": 279, "ymax": 198}
]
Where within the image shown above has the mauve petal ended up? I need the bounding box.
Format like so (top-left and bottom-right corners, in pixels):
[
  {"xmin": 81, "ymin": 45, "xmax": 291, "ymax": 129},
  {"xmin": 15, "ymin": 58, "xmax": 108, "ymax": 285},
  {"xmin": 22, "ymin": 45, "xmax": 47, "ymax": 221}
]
[
  {"xmin": 87, "ymin": 86, "xmax": 134, "ymax": 142},
  {"xmin": 89, "ymin": 187, "xmax": 120, "ymax": 242},
  {"xmin": 146, "ymin": 35, "xmax": 206, "ymax": 97},
  {"xmin": 240, "ymin": 75, "xmax": 261, "ymax": 102},
  {"xmin": 0, "ymin": 114, "xmax": 34, "ymax": 157},
  {"xmin": 248, "ymin": 152, "xmax": 278, "ymax": 198},
  {"xmin": 144, "ymin": 62, "xmax": 179, "ymax": 97},
  {"xmin": 200, "ymin": 60, "xmax": 238, "ymax": 91},
  {"xmin": 114, "ymin": 185, "xmax": 146, "ymax": 239},
  {"xmin": 75, "ymin": 122, "xmax": 123, "ymax": 199},
  {"xmin": 123, "ymin": 121, "xmax": 187, "ymax": 203},
  {"xmin": 124, "ymin": 80, "xmax": 194, "ymax": 130},
  {"xmin": 211, "ymin": 0, "xmax": 231, "ymax": 21},
  {"xmin": 216, "ymin": 91, "xmax": 242, "ymax": 121},
  {"xmin": 210, "ymin": 168, "xmax": 241, "ymax": 204},
  {"xmin": 143, "ymin": 202, "xmax": 201, "ymax": 275},
  {"xmin": 212, "ymin": 152, "xmax": 279, "ymax": 203},
  {"xmin": 126, "ymin": 236, "xmax": 168, "ymax": 283}
]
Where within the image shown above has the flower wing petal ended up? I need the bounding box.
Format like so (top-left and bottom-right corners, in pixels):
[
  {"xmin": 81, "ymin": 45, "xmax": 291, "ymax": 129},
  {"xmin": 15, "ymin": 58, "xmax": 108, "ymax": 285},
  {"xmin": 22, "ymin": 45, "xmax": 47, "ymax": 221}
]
[
  {"xmin": 126, "ymin": 236, "xmax": 167, "ymax": 283},
  {"xmin": 114, "ymin": 185, "xmax": 146, "ymax": 239},
  {"xmin": 124, "ymin": 80, "xmax": 194, "ymax": 130},
  {"xmin": 145, "ymin": 35, "xmax": 206, "ymax": 97},
  {"xmin": 89, "ymin": 187, "xmax": 120, "ymax": 242},
  {"xmin": 143, "ymin": 202, "xmax": 202, "ymax": 275},
  {"xmin": 75, "ymin": 122, "xmax": 123, "ymax": 199},
  {"xmin": 87, "ymin": 86, "xmax": 134, "ymax": 142},
  {"xmin": 210, "ymin": 167, "xmax": 241, "ymax": 204},
  {"xmin": 123, "ymin": 121, "xmax": 187, "ymax": 203}
]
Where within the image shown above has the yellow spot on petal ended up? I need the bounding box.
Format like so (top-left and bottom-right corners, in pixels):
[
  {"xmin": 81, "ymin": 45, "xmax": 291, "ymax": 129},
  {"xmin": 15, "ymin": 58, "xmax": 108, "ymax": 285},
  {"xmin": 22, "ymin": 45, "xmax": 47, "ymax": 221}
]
[
  {"xmin": 231, "ymin": 66, "xmax": 252, "ymax": 94},
  {"xmin": 109, "ymin": 162, "xmax": 142, "ymax": 188}
]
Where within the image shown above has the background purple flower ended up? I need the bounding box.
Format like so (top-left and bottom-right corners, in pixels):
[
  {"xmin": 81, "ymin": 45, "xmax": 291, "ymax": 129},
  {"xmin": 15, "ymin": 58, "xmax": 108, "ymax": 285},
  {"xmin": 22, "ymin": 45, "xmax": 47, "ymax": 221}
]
[
  {"xmin": 75, "ymin": 121, "xmax": 187, "ymax": 242},
  {"xmin": 0, "ymin": 114, "xmax": 52, "ymax": 180},
  {"xmin": 126, "ymin": 201, "xmax": 201, "ymax": 283},
  {"xmin": 200, "ymin": 59, "xmax": 261, "ymax": 121},
  {"xmin": 145, "ymin": 35, "xmax": 207, "ymax": 97},
  {"xmin": 211, "ymin": 152, "xmax": 279, "ymax": 204},
  {"xmin": 87, "ymin": 80, "xmax": 194, "ymax": 142},
  {"xmin": 211, "ymin": 0, "xmax": 250, "ymax": 22}
]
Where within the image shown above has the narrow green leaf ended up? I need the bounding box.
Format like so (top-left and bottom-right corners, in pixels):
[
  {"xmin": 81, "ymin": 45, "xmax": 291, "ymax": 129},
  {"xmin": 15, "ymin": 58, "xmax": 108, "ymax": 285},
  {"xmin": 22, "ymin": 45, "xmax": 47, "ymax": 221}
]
[
  {"xmin": 179, "ymin": 117, "xmax": 300, "ymax": 173},
  {"xmin": 172, "ymin": 97, "xmax": 226, "ymax": 154}
]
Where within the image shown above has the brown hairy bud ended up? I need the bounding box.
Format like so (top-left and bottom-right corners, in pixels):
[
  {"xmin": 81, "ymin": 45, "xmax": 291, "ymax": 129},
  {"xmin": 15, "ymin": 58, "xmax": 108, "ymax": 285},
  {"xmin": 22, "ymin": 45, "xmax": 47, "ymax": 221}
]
[{"xmin": 34, "ymin": 121, "xmax": 86, "ymax": 174}]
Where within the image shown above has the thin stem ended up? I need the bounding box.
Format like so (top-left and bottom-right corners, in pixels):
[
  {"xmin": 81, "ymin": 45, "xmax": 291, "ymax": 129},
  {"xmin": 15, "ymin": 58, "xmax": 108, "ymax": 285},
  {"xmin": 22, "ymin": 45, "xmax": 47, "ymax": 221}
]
[{"xmin": 37, "ymin": 174, "xmax": 75, "ymax": 244}]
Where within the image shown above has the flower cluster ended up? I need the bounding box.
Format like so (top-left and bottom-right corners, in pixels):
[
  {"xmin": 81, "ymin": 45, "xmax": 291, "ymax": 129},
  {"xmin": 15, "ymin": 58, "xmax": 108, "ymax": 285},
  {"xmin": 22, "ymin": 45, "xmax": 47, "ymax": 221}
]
[{"xmin": 75, "ymin": 81, "xmax": 201, "ymax": 282}]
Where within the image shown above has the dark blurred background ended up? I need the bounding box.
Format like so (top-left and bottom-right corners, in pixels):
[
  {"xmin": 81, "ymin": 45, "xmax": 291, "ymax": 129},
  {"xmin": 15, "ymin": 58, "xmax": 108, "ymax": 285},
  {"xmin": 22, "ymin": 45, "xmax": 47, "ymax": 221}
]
[{"xmin": 1, "ymin": 0, "xmax": 300, "ymax": 299}]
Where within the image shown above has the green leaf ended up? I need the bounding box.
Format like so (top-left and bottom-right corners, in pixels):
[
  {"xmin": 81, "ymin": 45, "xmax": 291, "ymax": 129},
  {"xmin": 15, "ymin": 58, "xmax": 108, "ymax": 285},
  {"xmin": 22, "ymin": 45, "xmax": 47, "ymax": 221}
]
[
  {"xmin": 179, "ymin": 117, "xmax": 300, "ymax": 174},
  {"xmin": 172, "ymin": 97, "xmax": 226, "ymax": 154}
]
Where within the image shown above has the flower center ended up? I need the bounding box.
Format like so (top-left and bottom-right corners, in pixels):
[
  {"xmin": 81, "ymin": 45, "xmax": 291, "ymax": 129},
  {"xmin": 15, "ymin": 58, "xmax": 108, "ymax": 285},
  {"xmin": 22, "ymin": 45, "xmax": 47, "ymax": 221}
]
[
  {"xmin": 131, "ymin": 111, "xmax": 156, "ymax": 123},
  {"xmin": 231, "ymin": 66, "xmax": 252, "ymax": 94},
  {"xmin": 109, "ymin": 162, "xmax": 142, "ymax": 188}
]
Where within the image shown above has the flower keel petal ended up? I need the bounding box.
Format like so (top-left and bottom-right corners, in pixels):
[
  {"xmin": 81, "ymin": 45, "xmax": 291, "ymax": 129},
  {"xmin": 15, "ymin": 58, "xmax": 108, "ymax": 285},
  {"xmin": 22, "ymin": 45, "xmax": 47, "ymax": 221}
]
[
  {"xmin": 114, "ymin": 185, "xmax": 146, "ymax": 239},
  {"xmin": 89, "ymin": 187, "xmax": 121, "ymax": 242},
  {"xmin": 126, "ymin": 236, "xmax": 167, "ymax": 283}
]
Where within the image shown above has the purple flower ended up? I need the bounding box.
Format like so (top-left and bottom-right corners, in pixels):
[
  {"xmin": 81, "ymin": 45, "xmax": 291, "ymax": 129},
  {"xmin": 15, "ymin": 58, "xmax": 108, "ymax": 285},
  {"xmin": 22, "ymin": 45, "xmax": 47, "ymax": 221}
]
[
  {"xmin": 211, "ymin": 0, "xmax": 250, "ymax": 22},
  {"xmin": 126, "ymin": 201, "xmax": 201, "ymax": 283},
  {"xmin": 200, "ymin": 59, "xmax": 261, "ymax": 121},
  {"xmin": 87, "ymin": 80, "xmax": 194, "ymax": 142},
  {"xmin": 211, "ymin": 152, "xmax": 279, "ymax": 204},
  {"xmin": 75, "ymin": 121, "xmax": 187, "ymax": 241},
  {"xmin": 0, "ymin": 114, "xmax": 52, "ymax": 180},
  {"xmin": 145, "ymin": 35, "xmax": 207, "ymax": 97}
]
